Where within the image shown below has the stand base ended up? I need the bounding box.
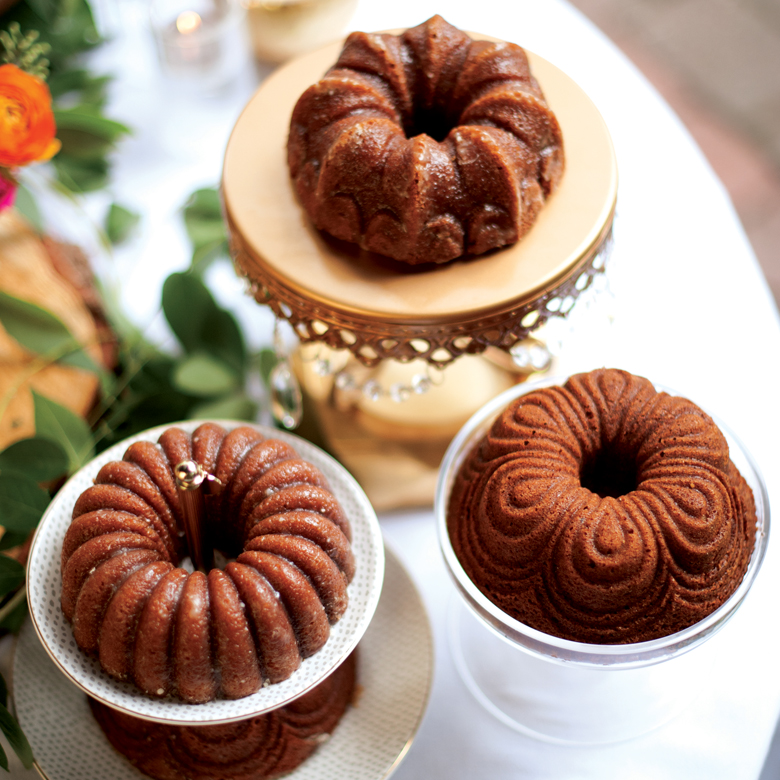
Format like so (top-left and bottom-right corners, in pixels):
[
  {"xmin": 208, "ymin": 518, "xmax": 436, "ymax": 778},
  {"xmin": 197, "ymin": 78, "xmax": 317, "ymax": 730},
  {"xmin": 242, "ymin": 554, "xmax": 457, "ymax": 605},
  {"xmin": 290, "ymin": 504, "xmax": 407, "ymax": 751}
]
[
  {"xmin": 294, "ymin": 348, "xmax": 535, "ymax": 511},
  {"xmin": 448, "ymin": 597, "xmax": 716, "ymax": 746}
]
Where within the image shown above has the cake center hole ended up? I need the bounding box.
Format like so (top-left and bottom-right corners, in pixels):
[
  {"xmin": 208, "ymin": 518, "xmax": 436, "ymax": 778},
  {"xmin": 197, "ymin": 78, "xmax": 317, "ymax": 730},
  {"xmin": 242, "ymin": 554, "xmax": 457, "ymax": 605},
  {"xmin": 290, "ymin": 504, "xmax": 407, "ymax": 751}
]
[
  {"xmin": 580, "ymin": 447, "xmax": 638, "ymax": 499},
  {"xmin": 407, "ymin": 107, "xmax": 454, "ymax": 143},
  {"xmin": 175, "ymin": 460, "xmax": 223, "ymax": 571}
]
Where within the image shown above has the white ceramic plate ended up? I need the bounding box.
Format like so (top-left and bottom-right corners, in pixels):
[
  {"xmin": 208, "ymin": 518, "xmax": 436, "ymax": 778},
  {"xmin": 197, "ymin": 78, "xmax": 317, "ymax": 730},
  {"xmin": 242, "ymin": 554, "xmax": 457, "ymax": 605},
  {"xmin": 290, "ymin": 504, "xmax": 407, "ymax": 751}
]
[
  {"xmin": 25, "ymin": 421, "xmax": 384, "ymax": 724},
  {"xmin": 16, "ymin": 546, "xmax": 432, "ymax": 780}
]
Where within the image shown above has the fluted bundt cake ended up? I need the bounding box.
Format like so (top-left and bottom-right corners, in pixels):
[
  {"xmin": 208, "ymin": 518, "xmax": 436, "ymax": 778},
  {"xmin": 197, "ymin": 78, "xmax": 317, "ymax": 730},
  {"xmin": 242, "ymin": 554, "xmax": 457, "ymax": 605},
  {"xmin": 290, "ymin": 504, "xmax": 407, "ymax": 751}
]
[
  {"xmin": 447, "ymin": 368, "xmax": 757, "ymax": 644},
  {"xmin": 89, "ymin": 651, "xmax": 357, "ymax": 780},
  {"xmin": 287, "ymin": 15, "xmax": 564, "ymax": 266},
  {"xmin": 61, "ymin": 423, "xmax": 355, "ymax": 703}
]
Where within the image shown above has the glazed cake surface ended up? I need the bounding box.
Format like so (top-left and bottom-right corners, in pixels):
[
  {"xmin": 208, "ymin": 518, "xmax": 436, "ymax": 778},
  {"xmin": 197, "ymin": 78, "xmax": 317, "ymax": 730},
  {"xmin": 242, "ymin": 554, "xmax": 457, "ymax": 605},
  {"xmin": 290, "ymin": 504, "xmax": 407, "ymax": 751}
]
[
  {"xmin": 447, "ymin": 368, "xmax": 757, "ymax": 643},
  {"xmin": 287, "ymin": 14, "xmax": 564, "ymax": 265},
  {"xmin": 61, "ymin": 423, "xmax": 355, "ymax": 703},
  {"xmin": 89, "ymin": 651, "xmax": 357, "ymax": 780}
]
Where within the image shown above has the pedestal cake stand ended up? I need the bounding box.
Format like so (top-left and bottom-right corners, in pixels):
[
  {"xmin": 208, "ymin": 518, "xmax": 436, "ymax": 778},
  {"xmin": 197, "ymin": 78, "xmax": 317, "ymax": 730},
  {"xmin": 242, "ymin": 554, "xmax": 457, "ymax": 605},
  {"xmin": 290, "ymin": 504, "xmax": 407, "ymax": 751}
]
[
  {"xmin": 222, "ymin": 30, "xmax": 618, "ymax": 510},
  {"xmin": 17, "ymin": 422, "xmax": 432, "ymax": 778}
]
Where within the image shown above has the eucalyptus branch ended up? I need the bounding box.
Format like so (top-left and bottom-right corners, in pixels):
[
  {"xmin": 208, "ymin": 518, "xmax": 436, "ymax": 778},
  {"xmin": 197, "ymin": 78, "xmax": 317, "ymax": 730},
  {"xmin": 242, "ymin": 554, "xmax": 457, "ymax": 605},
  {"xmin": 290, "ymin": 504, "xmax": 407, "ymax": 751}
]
[{"xmin": 86, "ymin": 350, "xmax": 151, "ymax": 430}]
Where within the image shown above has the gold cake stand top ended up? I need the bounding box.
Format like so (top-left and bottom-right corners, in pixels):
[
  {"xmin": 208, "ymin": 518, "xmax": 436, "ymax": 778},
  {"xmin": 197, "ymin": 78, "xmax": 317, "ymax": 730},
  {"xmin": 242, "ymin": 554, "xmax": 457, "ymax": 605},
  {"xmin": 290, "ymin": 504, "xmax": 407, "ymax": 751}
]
[{"xmin": 222, "ymin": 32, "xmax": 617, "ymax": 367}]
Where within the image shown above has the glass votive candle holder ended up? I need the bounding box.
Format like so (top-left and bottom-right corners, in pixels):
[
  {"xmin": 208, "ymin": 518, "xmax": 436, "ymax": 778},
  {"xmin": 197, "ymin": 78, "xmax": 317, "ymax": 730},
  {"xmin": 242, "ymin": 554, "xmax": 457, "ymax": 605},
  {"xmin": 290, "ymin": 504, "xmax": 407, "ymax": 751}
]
[
  {"xmin": 436, "ymin": 376, "xmax": 769, "ymax": 744},
  {"xmin": 243, "ymin": 0, "xmax": 357, "ymax": 64},
  {"xmin": 150, "ymin": 0, "xmax": 248, "ymax": 91}
]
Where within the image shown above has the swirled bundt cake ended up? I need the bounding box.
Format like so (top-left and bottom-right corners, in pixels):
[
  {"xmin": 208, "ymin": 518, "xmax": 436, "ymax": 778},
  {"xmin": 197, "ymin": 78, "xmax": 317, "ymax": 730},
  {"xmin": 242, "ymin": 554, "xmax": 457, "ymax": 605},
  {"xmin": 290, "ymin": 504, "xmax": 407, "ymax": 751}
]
[
  {"xmin": 89, "ymin": 651, "xmax": 357, "ymax": 780},
  {"xmin": 287, "ymin": 15, "xmax": 564, "ymax": 266},
  {"xmin": 60, "ymin": 423, "xmax": 355, "ymax": 703},
  {"xmin": 447, "ymin": 368, "xmax": 757, "ymax": 644}
]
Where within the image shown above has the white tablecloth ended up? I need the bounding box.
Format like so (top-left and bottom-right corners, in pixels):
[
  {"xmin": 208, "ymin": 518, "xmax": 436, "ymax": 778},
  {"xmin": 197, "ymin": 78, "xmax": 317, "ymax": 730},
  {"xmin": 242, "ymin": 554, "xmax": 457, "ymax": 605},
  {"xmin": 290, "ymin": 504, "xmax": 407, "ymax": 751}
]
[{"xmin": 8, "ymin": 0, "xmax": 780, "ymax": 777}]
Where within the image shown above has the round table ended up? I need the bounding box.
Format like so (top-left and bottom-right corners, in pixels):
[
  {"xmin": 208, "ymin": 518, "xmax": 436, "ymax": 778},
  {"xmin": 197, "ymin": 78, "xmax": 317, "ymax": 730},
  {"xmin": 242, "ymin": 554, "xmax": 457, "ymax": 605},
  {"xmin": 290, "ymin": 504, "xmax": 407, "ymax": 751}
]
[{"xmin": 7, "ymin": 0, "xmax": 780, "ymax": 778}]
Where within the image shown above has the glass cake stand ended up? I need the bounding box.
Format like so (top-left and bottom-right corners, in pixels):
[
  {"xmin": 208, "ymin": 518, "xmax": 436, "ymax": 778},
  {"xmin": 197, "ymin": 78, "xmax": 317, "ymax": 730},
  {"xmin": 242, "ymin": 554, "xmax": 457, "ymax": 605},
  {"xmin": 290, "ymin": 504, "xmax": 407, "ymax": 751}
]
[{"xmin": 436, "ymin": 376, "xmax": 770, "ymax": 745}]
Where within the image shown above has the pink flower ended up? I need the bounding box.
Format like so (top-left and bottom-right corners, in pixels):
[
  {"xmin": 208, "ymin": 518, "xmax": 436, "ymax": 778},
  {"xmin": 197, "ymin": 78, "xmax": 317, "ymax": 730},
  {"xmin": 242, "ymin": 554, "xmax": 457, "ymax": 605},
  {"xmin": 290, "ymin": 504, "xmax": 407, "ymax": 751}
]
[{"xmin": 0, "ymin": 173, "xmax": 16, "ymax": 211}]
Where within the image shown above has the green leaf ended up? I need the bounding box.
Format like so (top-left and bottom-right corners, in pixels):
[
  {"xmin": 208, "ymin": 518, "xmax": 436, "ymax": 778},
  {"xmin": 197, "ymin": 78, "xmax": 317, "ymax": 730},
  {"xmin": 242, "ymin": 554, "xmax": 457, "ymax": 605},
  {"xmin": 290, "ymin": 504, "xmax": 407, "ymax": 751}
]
[
  {"xmin": 172, "ymin": 353, "xmax": 239, "ymax": 397},
  {"xmin": 186, "ymin": 219, "xmax": 226, "ymax": 251},
  {"xmin": 126, "ymin": 355, "xmax": 177, "ymax": 395},
  {"xmin": 53, "ymin": 107, "xmax": 130, "ymax": 141},
  {"xmin": 162, "ymin": 272, "xmax": 213, "ymax": 353},
  {"xmin": 53, "ymin": 154, "xmax": 109, "ymax": 193},
  {"xmin": 56, "ymin": 128, "xmax": 115, "ymax": 160},
  {"xmin": 204, "ymin": 309, "xmax": 245, "ymax": 375},
  {"xmin": 0, "ymin": 531, "xmax": 28, "ymax": 552},
  {"xmin": 24, "ymin": 0, "xmax": 59, "ymax": 23},
  {"xmin": 0, "ymin": 557, "xmax": 25, "ymax": 598},
  {"xmin": 49, "ymin": 69, "xmax": 110, "ymax": 104},
  {"xmin": 0, "ymin": 474, "xmax": 49, "ymax": 532},
  {"xmin": 184, "ymin": 187, "xmax": 222, "ymax": 219},
  {"xmin": 190, "ymin": 238, "xmax": 228, "ymax": 276},
  {"xmin": 0, "ymin": 289, "xmax": 76, "ymax": 355},
  {"xmin": 0, "ymin": 437, "xmax": 68, "ymax": 482},
  {"xmin": 49, "ymin": 68, "xmax": 94, "ymax": 96},
  {"xmin": 58, "ymin": 347, "xmax": 107, "ymax": 383},
  {"xmin": 162, "ymin": 272, "xmax": 246, "ymax": 372},
  {"xmin": 191, "ymin": 393, "xmax": 257, "ymax": 421},
  {"xmin": 0, "ymin": 595, "xmax": 28, "ymax": 633},
  {"xmin": 0, "ymin": 290, "xmax": 105, "ymax": 377},
  {"xmin": 183, "ymin": 188, "xmax": 225, "ymax": 240},
  {"xmin": 0, "ymin": 672, "xmax": 7, "ymax": 708},
  {"xmin": 12, "ymin": 186, "xmax": 43, "ymax": 234},
  {"xmin": 182, "ymin": 188, "xmax": 228, "ymax": 272},
  {"xmin": 0, "ymin": 702, "xmax": 34, "ymax": 769},
  {"xmin": 0, "ymin": 740, "xmax": 7, "ymax": 772},
  {"xmin": 105, "ymin": 203, "xmax": 140, "ymax": 245},
  {"xmin": 32, "ymin": 390, "xmax": 94, "ymax": 472}
]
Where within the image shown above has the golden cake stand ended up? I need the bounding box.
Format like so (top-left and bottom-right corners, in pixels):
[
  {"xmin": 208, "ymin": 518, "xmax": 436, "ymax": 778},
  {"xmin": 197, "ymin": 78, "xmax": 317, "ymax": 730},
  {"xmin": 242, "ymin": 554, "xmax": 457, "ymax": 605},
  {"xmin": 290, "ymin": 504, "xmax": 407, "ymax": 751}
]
[{"xmin": 222, "ymin": 32, "xmax": 617, "ymax": 510}]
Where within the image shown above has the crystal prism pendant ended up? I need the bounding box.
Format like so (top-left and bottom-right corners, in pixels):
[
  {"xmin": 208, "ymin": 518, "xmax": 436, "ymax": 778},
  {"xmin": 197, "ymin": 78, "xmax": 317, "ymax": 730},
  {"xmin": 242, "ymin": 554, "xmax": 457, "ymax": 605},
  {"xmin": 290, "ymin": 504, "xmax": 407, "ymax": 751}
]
[
  {"xmin": 270, "ymin": 360, "xmax": 303, "ymax": 429},
  {"xmin": 509, "ymin": 340, "xmax": 552, "ymax": 373}
]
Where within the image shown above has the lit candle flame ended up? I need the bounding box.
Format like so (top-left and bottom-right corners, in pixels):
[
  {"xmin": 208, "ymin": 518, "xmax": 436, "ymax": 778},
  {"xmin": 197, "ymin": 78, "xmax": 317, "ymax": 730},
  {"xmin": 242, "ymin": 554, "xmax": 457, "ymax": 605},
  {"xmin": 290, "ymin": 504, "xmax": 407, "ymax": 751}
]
[{"xmin": 176, "ymin": 10, "xmax": 202, "ymax": 35}]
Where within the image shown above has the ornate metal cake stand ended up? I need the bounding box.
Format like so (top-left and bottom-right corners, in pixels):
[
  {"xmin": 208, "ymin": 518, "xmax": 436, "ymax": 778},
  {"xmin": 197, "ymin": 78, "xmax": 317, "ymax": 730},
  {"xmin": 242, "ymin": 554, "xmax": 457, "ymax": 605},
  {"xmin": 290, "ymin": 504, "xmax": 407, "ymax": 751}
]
[{"xmin": 222, "ymin": 32, "xmax": 618, "ymax": 509}]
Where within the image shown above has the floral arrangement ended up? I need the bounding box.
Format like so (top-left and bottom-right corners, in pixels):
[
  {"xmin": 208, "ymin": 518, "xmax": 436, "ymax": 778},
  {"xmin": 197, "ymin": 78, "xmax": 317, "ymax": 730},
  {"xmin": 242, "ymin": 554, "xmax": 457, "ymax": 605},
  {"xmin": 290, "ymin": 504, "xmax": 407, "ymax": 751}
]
[{"xmin": 2, "ymin": 0, "xmax": 131, "ymax": 197}]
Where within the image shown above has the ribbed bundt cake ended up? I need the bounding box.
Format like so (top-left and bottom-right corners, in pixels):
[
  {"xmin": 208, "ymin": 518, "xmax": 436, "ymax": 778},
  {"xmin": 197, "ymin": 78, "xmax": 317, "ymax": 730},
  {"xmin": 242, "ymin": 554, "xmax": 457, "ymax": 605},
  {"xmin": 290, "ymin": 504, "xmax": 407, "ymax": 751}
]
[
  {"xmin": 89, "ymin": 651, "xmax": 357, "ymax": 780},
  {"xmin": 447, "ymin": 368, "xmax": 757, "ymax": 644},
  {"xmin": 287, "ymin": 15, "xmax": 564, "ymax": 266},
  {"xmin": 61, "ymin": 423, "xmax": 355, "ymax": 703}
]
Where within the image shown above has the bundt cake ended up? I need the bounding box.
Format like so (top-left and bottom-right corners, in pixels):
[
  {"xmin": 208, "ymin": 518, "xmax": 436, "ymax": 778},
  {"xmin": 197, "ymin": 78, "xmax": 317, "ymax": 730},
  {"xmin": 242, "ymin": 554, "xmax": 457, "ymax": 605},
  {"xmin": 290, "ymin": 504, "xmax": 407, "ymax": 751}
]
[
  {"xmin": 89, "ymin": 651, "xmax": 357, "ymax": 780},
  {"xmin": 287, "ymin": 15, "xmax": 564, "ymax": 266},
  {"xmin": 60, "ymin": 423, "xmax": 355, "ymax": 703},
  {"xmin": 447, "ymin": 368, "xmax": 757, "ymax": 644}
]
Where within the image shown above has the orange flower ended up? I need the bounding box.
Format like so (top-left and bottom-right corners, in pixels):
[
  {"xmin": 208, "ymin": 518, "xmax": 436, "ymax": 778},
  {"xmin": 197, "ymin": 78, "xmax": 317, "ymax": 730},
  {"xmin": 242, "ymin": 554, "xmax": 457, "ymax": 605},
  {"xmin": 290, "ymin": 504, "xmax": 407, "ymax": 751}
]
[{"xmin": 0, "ymin": 63, "xmax": 60, "ymax": 168}]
